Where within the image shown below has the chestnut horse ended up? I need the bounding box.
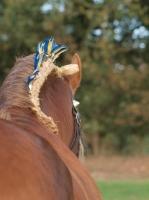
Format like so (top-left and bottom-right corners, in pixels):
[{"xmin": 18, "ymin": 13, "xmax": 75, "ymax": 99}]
[{"xmin": 0, "ymin": 39, "xmax": 102, "ymax": 199}]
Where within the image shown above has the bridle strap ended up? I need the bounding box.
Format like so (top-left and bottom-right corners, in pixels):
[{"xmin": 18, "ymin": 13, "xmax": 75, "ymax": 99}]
[
  {"xmin": 69, "ymin": 89, "xmax": 87, "ymax": 156},
  {"xmin": 69, "ymin": 106, "xmax": 81, "ymax": 150}
]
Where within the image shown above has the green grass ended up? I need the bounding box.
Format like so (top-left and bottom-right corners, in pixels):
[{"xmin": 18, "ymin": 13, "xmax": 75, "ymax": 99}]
[{"xmin": 96, "ymin": 180, "xmax": 149, "ymax": 200}]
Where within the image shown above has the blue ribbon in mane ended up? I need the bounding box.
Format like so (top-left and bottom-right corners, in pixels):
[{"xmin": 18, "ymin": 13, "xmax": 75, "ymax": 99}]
[{"xmin": 27, "ymin": 37, "xmax": 68, "ymax": 90}]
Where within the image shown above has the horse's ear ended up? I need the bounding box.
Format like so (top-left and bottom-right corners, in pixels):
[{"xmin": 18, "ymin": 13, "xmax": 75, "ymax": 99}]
[{"xmin": 66, "ymin": 54, "xmax": 82, "ymax": 96}]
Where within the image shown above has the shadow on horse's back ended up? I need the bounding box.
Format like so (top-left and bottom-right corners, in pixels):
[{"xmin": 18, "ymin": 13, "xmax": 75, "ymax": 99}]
[{"xmin": 0, "ymin": 38, "xmax": 102, "ymax": 199}]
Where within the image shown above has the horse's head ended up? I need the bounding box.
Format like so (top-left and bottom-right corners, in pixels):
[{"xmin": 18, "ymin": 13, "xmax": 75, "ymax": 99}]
[
  {"xmin": 38, "ymin": 53, "xmax": 83, "ymax": 157},
  {"xmin": 0, "ymin": 38, "xmax": 84, "ymax": 157}
]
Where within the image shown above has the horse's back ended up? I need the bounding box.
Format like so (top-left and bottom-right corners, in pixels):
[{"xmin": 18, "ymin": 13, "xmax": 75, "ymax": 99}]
[{"xmin": 0, "ymin": 119, "xmax": 73, "ymax": 200}]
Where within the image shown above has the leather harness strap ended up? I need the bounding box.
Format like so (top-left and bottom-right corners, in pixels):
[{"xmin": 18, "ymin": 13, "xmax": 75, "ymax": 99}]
[{"xmin": 69, "ymin": 90, "xmax": 87, "ymax": 157}]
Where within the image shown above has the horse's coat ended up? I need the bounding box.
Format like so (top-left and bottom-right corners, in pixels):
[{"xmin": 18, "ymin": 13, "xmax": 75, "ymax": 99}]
[
  {"xmin": 0, "ymin": 119, "xmax": 73, "ymax": 200},
  {"xmin": 0, "ymin": 49, "xmax": 102, "ymax": 199}
]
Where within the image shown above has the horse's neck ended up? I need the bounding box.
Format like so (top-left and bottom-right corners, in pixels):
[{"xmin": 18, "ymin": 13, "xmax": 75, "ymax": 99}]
[
  {"xmin": 39, "ymin": 74, "xmax": 74, "ymax": 147},
  {"xmin": 10, "ymin": 107, "xmax": 57, "ymax": 140},
  {"xmin": 10, "ymin": 108, "xmax": 42, "ymax": 129}
]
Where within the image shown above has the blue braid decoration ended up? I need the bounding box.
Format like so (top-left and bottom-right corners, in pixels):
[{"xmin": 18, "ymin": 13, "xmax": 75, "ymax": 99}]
[{"xmin": 27, "ymin": 37, "xmax": 68, "ymax": 91}]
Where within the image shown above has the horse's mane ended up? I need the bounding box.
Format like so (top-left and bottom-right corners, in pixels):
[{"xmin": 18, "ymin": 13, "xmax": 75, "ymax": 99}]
[
  {"xmin": 0, "ymin": 55, "xmax": 34, "ymax": 119},
  {"xmin": 0, "ymin": 54, "xmax": 79, "ymax": 134}
]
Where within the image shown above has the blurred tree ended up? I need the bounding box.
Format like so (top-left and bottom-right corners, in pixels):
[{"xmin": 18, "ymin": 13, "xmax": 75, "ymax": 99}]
[
  {"xmin": 64, "ymin": 0, "xmax": 149, "ymax": 155},
  {"xmin": 0, "ymin": 0, "xmax": 67, "ymax": 83}
]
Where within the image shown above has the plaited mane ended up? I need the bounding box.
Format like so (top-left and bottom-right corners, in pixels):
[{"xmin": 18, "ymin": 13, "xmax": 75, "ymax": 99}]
[{"xmin": 0, "ymin": 38, "xmax": 79, "ymax": 134}]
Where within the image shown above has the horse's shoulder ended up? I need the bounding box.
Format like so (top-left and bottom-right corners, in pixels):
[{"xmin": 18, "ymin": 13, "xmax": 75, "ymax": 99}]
[
  {"xmin": 0, "ymin": 119, "xmax": 73, "ymax": 200},
  {"xmin": 44, "ymin": 131, "xmax": 102, "ymax": 199}
]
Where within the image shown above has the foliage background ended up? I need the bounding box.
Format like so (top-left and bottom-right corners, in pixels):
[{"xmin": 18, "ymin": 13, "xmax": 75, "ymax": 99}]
[{"xmin": 0, "ymin": 0, "xmax": 149, "ymax": 155}]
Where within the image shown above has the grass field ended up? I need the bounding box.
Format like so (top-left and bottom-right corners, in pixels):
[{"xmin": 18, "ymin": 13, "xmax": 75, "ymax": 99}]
[{"xmin": 96, "ymin": 180, "xmax": 149, "ymax": 200}]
